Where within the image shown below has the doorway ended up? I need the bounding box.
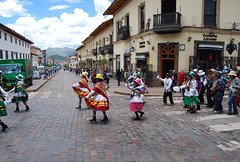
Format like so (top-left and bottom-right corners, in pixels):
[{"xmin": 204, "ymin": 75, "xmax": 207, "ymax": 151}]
[{"xmin": 197, "ymin": 50, "xmax": 222, "ymax": 71}]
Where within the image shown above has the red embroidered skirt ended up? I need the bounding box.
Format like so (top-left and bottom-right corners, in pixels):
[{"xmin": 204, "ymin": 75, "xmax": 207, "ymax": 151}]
[{"xmin": 130, "ymin": 102, "xmax": 143, "ymax": 112}]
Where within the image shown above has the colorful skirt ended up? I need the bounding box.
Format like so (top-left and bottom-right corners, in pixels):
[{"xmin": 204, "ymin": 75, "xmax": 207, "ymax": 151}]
[
  {"xmin": 0, "ymin": 100, "xmax": 7, "ymax": 116},
  {"xmin": 85, "ymin": 99, "xmax": 109, "ymax": 111},
  {"xmin": 73, "ymin": 86, "xmax": 89, "ymax": 98},
  {"xmin": 11, "ymin": 96, "xmax": 28, "ymax": 103},
  {"xmin": 130, "ymin": 102, "xmax": 143, "ymax": 112},
  {"xmin": 184, "ymin": 96, "xmax": 198, "ymax": 106}
]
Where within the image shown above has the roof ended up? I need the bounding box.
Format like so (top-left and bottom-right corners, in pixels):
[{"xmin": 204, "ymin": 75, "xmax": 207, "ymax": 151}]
[
  {"xmin": 0, "ymin": 23, "xmax": 34, "ymax": 44},
  {"xmin": 89, "ymin": 18, "xmax": 113, "ymax": 37},
  {"xmin": 103, "ymin": 0, "xmax": 128, "ymax": 15},
  {"xmin": 75, "ymin": 44, "xmax": 85, "ymax": 51}
]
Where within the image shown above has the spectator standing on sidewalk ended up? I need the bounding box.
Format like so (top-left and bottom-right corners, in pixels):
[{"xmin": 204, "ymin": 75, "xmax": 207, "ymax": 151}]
[
  {"xmin": 126, "ymin": 78, "xmax": 145, "ymax": 120},
  {"xmin": 85, "ymin": 74, "xmax": 109, "ymax": 122},
  {"xmin": 212, "ymin": 73, "xmax": 225, "ymax": 114},
  {"xmin": 72, "ymin": 72, "xmax": 91, "ymax": 109},
  {"xmin": 127, "ymin": 69, "xmax": 134, "ymax": 84},
  {"xmin": 171, "ymin": 70, "xmax": 178, "ymax": 86},
  {"xmin": 227, "ymin": 71, "xmax": 240, "ymax": 115},
  {"xmin": 156, "ymin": 73, "xmax": 174, "ymax": 105},
  {"xmin": 180, "ymin": 72, "xmax": 198, "ymax": 113},
  {"xmin": 235, "ymin": 71, "xmax": 240, "ymax": 107},
  {"xmin": 198, "ymin": 70, "xmax": 207, "ymax": 104},
  {"xmin": 115, "ymin": 69, "xmax": 121, "ymax": 86},
  {"xmin": 206, "ymin": 69, "xmax": 214, "ymax": 108},
  {"xmin": 121, "ymin": 69, "xmax": 124, "ymax": 81},
  {"xmin": 178, "ymin": 69, "xmax": 185, "ymax": 85}
]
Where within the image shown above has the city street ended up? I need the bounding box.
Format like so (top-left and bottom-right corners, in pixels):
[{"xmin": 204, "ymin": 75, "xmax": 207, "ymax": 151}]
[{"xmin": 0, "ymin": 70, "xmax": 240, "ymax": 162}]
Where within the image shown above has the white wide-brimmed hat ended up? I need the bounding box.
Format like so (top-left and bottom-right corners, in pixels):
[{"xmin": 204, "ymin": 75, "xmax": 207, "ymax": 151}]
[
  {"xmin": 228, "ymin": 71, "xmax": 237, "ymax": 76},
  {"xmin": 193, "ymin": 69, "xmax": 198, "ymax": 72},
  {"xmin": 198, "ymin": 70, "xmax": 205, "ymax": 76}
]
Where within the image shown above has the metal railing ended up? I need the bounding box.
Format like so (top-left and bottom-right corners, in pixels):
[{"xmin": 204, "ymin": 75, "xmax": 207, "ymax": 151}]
[{"xmin": 117, "ymin": 26, "xmax": 130, "ymax": 40}]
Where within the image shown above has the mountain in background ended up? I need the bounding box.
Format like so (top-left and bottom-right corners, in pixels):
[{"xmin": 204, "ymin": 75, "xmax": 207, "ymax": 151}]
[
  {"xmin": 48, "ymin": 55, "xmax": 67, "ymax": 61},
  {"xmin": 46, "ymin": 47, "xmax": 77, "ymax": 57}
]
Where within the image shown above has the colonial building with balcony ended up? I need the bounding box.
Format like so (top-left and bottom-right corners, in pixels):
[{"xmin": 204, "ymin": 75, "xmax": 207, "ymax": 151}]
[
  {"xmin": 0, "ymin": 23, "xmax": 33, "ymax": 60},
  {"xmin": 76, "ymin": 19, "xmax": 113, "ymax": 72},
  {"xmin": 104, "ymin": 0, "xmax": 240, "ymax": 86}
]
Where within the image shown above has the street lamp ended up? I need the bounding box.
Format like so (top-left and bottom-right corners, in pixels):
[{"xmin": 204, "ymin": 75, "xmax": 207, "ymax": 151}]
[{"xmin": 43, "ymin": 50, "xmax": 48, "ymax": 79}]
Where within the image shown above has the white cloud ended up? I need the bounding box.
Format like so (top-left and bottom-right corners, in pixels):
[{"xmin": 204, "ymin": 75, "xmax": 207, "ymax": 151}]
[
  {"xmin": 94, "ymin": 0, "xmax": 111, "ymax": 14},
  {"xmin": 0, "ymin": 0, "xmax": 28, "ymax": 17},
  {"xmin": 48, "ymin": 5, "xmax": 70, "ymax": 11},
  {"xmin": 48, "ymin": 0, "xmax": 83, "ymax": 4}
]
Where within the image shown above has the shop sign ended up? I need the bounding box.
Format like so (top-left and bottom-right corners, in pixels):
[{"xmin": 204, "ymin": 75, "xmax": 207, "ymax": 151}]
[
  {"xmin": 139, "ymin": 41, "xmax": 145, "ymax": 48},
  {"xmin": 203, "ymin": 33, "xmax": 217, "ymax": 41}
]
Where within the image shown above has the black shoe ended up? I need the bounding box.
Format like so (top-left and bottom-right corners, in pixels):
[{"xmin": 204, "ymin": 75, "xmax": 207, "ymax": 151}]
[
  {"xmin": 25, "ymin": 106, "xmax": 30, "ymax": 112},
  {"xmin": 14, "ymin": 107, "xmax": 19, "ymax": 113},
  {"xmin": 143, "ymin": 101, "xmax": 146, "ymax": 105},
  {"xmin": 89, "ymin": 116, "xmax": 96, "ymax": 122},
  {"xmin": 227, "ymin": 112, "xmax": 232, "ymax": 115},
  {"xmin": 76, "ymin": 106, "xmax": 81, "ymax": 109},
  {"xmin": 1, "ymin": 123, "xmax": 8, "ymax": 131},
  {"xmin": 139, "ymin": 112, "xmax": 145, "ymax": 117},
  {"xmin": 190, "ymin": 110, "xmax": 196, "ymax": 113},
  {"xmin": 133, "ymin": 117, "xmax": 140, "ymax": 120},
  {"xmin": 232, "ymin": 112, "xmax": 239, "ymax": 115},
  {"xmin": 187, "ymin": 109, "xmax": 192, "ymax": 112},
  {"xmin": 207, "ymin": 105, "xmax": 213, "ymax": 108},
  {"xmin": 101, "ymin": 116, "xmax": 108, "ymax": 122}
]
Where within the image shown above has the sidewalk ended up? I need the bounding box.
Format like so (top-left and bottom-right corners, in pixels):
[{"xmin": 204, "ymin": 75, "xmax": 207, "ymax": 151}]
[{"xmin": 26, "ymin": 71, "xmax": 58, "ymax": 92}]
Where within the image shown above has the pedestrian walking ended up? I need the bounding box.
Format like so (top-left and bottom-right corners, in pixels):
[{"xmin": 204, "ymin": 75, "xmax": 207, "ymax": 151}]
[
  {"xmin": 180, "ymin": 72, "xmax": 198, "ymax": 113},
  {"xmin": 127, "ymin": 69, "xmax": 134, "ymax": 84},
  {"xmin": 72, "ymin": 72, "xmax": 91, "ymax": 109},
  {"xmin": 85, "ymin": 74, "xmax": 109, "ymax": 122},
  {"xmin": 0, "ymin": 86, "xmax": 10, "ymax": 131},
  {"xmin": 172, "ymin": 70, "xmax": 178, "ymax": 86},
  {"xmin": 227, "ymin": 71, "xmax": 240, "ymax": 115},
  {"xmin": 212, "ymin": 73, "xmax": 225, "ymax": 114},
  {"xmin": 9, "ymin": 74, "xmax": 30, "ymax": 112},
  {"xmin": 121, "ymin": 69, "xmax": 124, "ymax": 81},
  {"xmin": 126, "ymin": 78, "xmax": 145, "ymax": 120},
  {"xmin": 156, "ymin": 73, "xmax": 174, "ymax": 105},
  {"xmin": 115, "ymin": 69, "xmax": 121, "ymax": 86}
]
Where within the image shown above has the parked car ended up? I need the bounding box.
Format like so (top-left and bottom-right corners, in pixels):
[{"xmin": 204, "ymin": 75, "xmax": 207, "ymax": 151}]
[{"xmin": 33, "ymin": 70, "xmax": 41, "ymax": 79}]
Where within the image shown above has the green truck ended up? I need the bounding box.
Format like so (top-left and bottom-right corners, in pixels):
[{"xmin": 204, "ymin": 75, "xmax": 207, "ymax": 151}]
[{"xmin": 0, "ymin": 59, "xmax": 33, "ymax": 88}]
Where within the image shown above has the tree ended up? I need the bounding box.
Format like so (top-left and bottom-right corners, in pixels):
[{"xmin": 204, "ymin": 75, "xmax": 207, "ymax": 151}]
[{"xmin": 96, "ymin": 59, "xmax": 108, "ymax": 69}]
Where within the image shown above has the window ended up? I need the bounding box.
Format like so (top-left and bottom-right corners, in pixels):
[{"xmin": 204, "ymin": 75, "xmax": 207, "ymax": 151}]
[
  {"xmin": 11, "ymin": 52, "xmax": 14, "ymax": 59},
  {"xmin": 19, "ymin": 40, "xmax": 21, "ymax": 46},
  {"xmin": 20, "ymin": 53, "xmax": 21, "ymax": 59},
  {"xmin": 15, "ymin": 38, "xmax": 17, "ymax": 44},
  {"xmin": 22, "ymin": 41, "xmax": 24, "ymax": 47},
  {"xmin": 125, "ymin": 15, "xmax": 130, "ymax": 27},
  {"xmin": 5, "ymin": 51, "xmax": 8, "ymax": 59},
  {"xmin": 0, "ymin": 50, "xmax": 2, "ymax": 59},
  {"xmin": 0, "ymin": 31, "xmax": 1, "ymax": 39},
  {"xmin": 15, "ymin": 52, "xmax": 18, "ymax": 59},
  {"xmin": 204, "ymin": 0, "xmax": 217, "ymax": 28},
  {"xmin": 4, "ymin": 33, "xmax": 7, "ymax": 41},
  {"xmin": 140, "ymin": 6, "xmax": 145, "ymax": 32},
  {"xmin": 10, "ymin": 36, "xmax": 12, "ymax": 43}
]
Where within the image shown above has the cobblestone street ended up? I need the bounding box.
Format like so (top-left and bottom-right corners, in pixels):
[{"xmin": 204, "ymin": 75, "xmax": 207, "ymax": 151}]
[{"xmin": 0, "ymin": 70, "xmax": 240, "ymax": 162}]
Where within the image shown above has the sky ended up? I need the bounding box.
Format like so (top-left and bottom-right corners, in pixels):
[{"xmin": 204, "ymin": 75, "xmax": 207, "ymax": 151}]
[{"xmin": 0, "ymin": 0, "xmax": 113, "ymax": 49}]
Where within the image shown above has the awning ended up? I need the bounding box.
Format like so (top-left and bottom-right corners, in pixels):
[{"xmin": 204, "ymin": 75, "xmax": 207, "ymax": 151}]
[
  {"xmin": 198, "ymin": 44, "xmax": 223, "ymax": 50},
  {"xmin": 135, "ymin": 52, "xmax": 149, "ymax": 60}
]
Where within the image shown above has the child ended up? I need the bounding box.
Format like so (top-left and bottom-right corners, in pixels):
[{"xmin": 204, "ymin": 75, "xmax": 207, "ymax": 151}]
[
  {"xmin": 72, "ymin": 72, "xmax": 91, "ymax": 109},
  {"xmin": 181, "ymin": 77, "xmax": 189, "ymax": 108},
  {"xmin": 127, "ymin": 78, "xmax": 145, "ymax": 120}
]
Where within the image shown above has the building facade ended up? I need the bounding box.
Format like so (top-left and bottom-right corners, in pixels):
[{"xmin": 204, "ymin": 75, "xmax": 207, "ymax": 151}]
[
  {"xmin": 30, "ymin": 45, "xmax": 43, "ymax": 66},
  {"xmin": 76, "ymin": 19, "xmax": 113, "ymax": 73},
  {"xmin": 0, "ymin": 23, "xmax": 33, "ymax": 60},
  {"xmin": 103, "ymin": 0, "xmax": 240, "ymax": 86}
]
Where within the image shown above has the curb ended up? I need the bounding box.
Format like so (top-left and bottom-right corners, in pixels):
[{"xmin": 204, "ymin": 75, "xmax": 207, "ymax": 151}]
[
  {"xmin": 113, "ymin": 90, "xmax": 182, "ymax": 97},
  {"xmin": 26, "ymin": 71, "xmax": 59, "ymax": 92}
]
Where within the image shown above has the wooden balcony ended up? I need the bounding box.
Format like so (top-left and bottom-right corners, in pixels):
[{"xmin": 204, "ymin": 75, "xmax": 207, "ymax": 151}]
[
  {"xmin": 103, "ymin": 44, "xmax": 113, "ymax": 54},
  {"xmin": 117, "ymin": 26, "xmax": 130, "ymax": 40},
  {"xmin": 153, "ymin": 12, "xmax": 182, "ymax": 34},
  {"xmin": 98, "ymin": 47, "xmax": 104, "ymax": 55},
  {"xmin": 92, "ymin": 49, "xmax": 97, "ymax": 55}
]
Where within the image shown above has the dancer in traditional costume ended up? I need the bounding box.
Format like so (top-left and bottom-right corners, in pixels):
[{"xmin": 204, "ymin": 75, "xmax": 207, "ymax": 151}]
[
  {"xmin": 180, "ymin": 72, "xmax": 198, "ymax": 113},
  {"xmin": 85, "ymin": 74, "xmax": 109, "ymax": 122},
  {"xmin": 72, "ymin": 72, "xmax": 91, "ymax": 109},
  {"xmin": 127, "ymin": 78, "xmax": 145, "ymax": 120},
  {"xmin": 9, "ymin": 74, "xmax": 30, "ymax": 112},
  {"xmin": 0, "ymin": 86, "xmax": 10, "ymax": 131}
]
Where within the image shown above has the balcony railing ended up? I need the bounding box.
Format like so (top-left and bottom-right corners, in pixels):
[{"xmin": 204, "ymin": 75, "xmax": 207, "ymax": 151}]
[
  {"xmin": 117, "ymin": 26, "xmax": 130, "ymax": 40},
  {"xmin": 103, "ymin": 44, "xmax": 113, "ymax": 54},
  {"xmin": 153, "ymin": 12, "xmax": 182, "ymax": 34},
  {"xmin": 92, "ymin": 49, "xmax": 97, "ymax": 55},
  {"xmin": 98, "ymin": 47, "xmax": 104, "ymax": 54}
]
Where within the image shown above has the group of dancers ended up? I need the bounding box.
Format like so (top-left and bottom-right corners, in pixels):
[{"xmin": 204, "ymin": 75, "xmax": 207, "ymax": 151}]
[
  {"xmin": 0, "ymin": 74, "xmax": 30, "ymax": 131},
  {"xmin": 72, "ymin": 71, "xmax": 147, "ymax": 121}
]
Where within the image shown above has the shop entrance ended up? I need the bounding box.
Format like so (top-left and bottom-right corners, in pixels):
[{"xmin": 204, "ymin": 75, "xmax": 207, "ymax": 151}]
[
  {"xmin": 197, "ymin": 50, "xmax": 221, "ymax": 71},
  {"xmin": 160, "ymin": 45, "xmax": 176, "ymax": 77}
]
